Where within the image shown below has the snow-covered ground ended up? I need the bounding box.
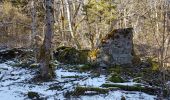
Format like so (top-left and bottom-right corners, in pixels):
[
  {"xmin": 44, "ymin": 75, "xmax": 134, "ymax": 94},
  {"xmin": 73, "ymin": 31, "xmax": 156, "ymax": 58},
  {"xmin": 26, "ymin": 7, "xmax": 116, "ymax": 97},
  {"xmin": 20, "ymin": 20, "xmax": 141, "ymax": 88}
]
[
  {"xmin": 80, "ymin": 91, "xmax": 156, "ymax": 100},
  {"xmin": 0, "ymin": 62, "xmax": 157, "ymax": 100}
]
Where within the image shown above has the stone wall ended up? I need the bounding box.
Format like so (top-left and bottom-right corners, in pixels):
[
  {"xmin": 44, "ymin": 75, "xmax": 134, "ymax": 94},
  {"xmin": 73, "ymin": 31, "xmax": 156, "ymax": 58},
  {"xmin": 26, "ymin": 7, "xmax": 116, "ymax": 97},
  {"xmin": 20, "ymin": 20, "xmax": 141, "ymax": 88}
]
[{"xmin": 97, "ymin": 28, "xmax": 134, "ymax": 67}]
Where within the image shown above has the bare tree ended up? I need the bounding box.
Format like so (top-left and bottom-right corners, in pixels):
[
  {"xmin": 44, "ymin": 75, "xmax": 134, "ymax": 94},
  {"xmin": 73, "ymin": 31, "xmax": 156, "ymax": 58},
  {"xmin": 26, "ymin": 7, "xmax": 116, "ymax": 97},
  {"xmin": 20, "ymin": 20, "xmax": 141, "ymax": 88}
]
[
  {"xmin": 64, "ymin": 0, "xmax": 81, "ymax": 49},
  {"xmin": 39, "ymin": 0, "xmax": 55, "ymax": 80},
  {"xmin": 30, "ymin": 0, "xmax": 39, "ymax": 62}
]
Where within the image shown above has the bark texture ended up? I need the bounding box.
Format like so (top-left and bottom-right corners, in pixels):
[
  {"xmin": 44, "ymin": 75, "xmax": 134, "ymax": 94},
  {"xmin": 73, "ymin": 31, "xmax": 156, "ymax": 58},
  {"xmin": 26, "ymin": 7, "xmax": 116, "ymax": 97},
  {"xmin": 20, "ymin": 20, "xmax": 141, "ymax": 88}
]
[{"xmin": 39, "ymin": 0, "xmax": 54, "ymax": 80}]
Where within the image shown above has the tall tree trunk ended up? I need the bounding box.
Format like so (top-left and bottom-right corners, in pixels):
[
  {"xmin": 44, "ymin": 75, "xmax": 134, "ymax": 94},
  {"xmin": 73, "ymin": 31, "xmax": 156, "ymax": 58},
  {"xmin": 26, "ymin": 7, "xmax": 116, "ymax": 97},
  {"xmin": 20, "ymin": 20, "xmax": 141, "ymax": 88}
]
[
  {"xmin": 61, "ymin": 0, "xmax": 65, "ymax": 40},
  {"xmin": 31, "ymin": 0, "xmax": 38, "ymax": 62},
  {"xmin": 39, "ymin": 0, "xmax": 55, "ymax": 80},
  {"xmin": 31, "ymin": 0, "xmax": 36, "ymax": 45},
  {"xmin": 65, "ymin": 0, "xmax": 81, "ymax": 49}
]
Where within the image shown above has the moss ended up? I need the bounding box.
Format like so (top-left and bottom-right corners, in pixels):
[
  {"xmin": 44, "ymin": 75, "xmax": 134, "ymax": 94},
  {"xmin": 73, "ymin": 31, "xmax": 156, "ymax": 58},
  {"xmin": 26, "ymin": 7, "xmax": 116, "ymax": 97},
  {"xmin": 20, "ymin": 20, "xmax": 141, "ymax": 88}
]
[
  {"xmin": 79, "ymin": 50, "xmax": 89, "ymax": 63},
  {"xmin": 27, "ymin": 91, "xmax": 40, "ymax": 99},
  {"xmin": 54, "ymin": 46, "xmax": 90, "ymax": 64},
  {"xmin": 38, "ymin": 44, "xmax": 55, "ymax": 80},
  {"xmin": 146, "ymin": 57, "xmax": 159, "ymax": 71},
  {"xmin": 108, "ymin": 73, "xmax": 125, "ymax": 83},
  {"xmin": 54, "ymin": 46, "xmax": 100, "ymax": 65},
  {"xmin": 107, "ymin": 65, "xmax": 122, "ymax": 74},
  {"xmin": 101, "ymin": 83, "xmax": 158, "ymax": 95},
  {"xmin": 79, "ymin": 64, "xmax": 92, "ymax": 72},
  {"xmin": 60, "ymin": 47, "xmax": 78, "ymax": 64},
  {"xmin": 72, "ymin": 86, "xmax": 109, "ymax": 96}
]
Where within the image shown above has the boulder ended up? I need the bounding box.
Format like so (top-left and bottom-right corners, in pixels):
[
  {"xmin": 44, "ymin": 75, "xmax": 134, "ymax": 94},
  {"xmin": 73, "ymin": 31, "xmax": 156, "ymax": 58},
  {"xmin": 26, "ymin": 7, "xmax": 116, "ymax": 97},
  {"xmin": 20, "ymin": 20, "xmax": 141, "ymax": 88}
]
[
  {"xmin": 97, "ymin": 28, "xmax": 137, "ymax": 67},
  {"xmin": 27, "ymin": 91, "xmax": 40, "ymax": 99},
  {"xmin": 53, "ymin": 46, "xmax": 90, "ymax": 64},
  {"xmin": 0, "ymin": 48, "xmax": 33, "ymax": 62}
]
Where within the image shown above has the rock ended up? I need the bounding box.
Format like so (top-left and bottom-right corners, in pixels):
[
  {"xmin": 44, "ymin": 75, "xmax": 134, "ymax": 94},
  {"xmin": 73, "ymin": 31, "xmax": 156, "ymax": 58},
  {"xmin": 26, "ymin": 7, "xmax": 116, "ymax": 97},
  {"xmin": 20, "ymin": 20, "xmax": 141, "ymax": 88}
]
[
  {"xmin": 97, "ymin": 28, "xmax": 138, "ymax": 67},
  {"xmin": 53, "ymin": 46, "xmax": 90, "ymax": 64},
  {"xmin": 108, "ymin": 73, "xmax": 125, "ymax": 83},
  {"xmin": 121, "ymin": 96, "xmax": 126, "ymax": 100},
  {"xmin": 27, "ymin": 91, "xmax": 40, "ymax": 99},
  {"xmin": 0, "ymin": 48, "xmax": 33, "ymax": 62}
]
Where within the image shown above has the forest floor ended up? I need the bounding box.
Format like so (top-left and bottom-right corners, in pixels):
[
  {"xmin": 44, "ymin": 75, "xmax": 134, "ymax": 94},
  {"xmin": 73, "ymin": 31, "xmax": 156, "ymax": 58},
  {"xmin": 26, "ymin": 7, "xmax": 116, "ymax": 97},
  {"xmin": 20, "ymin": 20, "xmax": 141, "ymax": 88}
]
[{"xmin": 0, "ymin": 60, "xmax": 157, "ymax": 100}]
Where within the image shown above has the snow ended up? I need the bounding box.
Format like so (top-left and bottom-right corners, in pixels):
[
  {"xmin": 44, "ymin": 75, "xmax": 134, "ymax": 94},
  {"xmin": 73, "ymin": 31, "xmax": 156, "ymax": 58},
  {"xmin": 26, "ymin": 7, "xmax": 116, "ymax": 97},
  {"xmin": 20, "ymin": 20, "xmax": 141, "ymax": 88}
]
[
  {"xmin": 0, "ymin": 63, "xmax": 13, "ymax": 70},
  {"xmin": 80, "ymin": 90, "xmax": 156, "ymax": 100},
  {"xmin": 78, "ymin": 75, "xmax": 106, "ymax": 87},
  {"xmin": 106, "ymin": 82, "xmax": 141, "ymax": 86},
  {"xmin": 56, "ymin": 68, "xmax": 88, "ymax": 78},
  {"xmin": 0, "ymin": 62, "xmax": 157, "ymax": 100}
]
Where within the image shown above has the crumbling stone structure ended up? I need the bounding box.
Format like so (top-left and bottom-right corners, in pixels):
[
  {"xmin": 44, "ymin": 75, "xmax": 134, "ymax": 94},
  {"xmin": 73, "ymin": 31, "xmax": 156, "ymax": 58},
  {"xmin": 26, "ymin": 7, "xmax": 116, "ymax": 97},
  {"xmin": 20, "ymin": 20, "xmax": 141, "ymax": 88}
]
[{"xmin": 97, "ymin": 28, "xmax": 134, "ymax": 67}]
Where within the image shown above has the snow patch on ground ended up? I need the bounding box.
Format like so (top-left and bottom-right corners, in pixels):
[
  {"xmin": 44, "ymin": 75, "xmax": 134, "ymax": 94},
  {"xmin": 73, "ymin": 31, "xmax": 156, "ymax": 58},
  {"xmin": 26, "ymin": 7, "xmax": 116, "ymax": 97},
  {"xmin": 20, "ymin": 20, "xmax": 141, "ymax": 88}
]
[
  {"xmin": 0, "ymin": 62, "xmax": 157, "ymax": 100},
  {"xmin": 78, "ymin": 75, "xmax": 106, "ymax": 87},
  {"xmin": 80, "ymin": 90, "xmax": 156, "ymax": 100},
  {"xmin": 106, "ymin": 82, "xmax": 141, "ymax": 86}
]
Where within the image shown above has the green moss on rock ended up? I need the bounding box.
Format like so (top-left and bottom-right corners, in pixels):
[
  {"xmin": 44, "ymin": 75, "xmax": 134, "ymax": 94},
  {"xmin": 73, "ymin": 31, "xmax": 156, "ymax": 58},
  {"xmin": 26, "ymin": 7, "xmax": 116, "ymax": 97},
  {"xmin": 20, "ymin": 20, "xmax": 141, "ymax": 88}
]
[
  {"xmin": 54, "ymin": 46, "xmax": 89, "ymax": 64},
  {"xmin": 108, "ymin": 73, "xmax": 125, "ymax": 83},
  {"xmin": 54, "ymin": 46, "xmax": 99, "ymax": 65}
]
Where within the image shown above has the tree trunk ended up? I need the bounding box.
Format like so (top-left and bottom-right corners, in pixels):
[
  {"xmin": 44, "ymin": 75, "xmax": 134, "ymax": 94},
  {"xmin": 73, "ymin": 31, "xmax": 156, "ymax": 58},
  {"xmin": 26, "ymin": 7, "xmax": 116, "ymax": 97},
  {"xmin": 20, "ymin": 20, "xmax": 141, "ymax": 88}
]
[
  {"xmin": 65, "ymin": 0, "xmax": 81, "ymax": 49},
  {"xmin": 39, "ymin": 0, "xmax": 55, "ymax": 80},
  {"xmin": 31, "ymin": 0, "xmax": 38, "ymax": 62}
]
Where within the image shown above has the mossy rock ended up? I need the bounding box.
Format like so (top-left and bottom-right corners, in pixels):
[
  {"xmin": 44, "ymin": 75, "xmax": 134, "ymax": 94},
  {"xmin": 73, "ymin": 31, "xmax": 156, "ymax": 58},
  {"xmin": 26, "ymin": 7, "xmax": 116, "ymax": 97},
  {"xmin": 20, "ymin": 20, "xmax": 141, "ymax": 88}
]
[
  {"xmin": 108, "ymin": 73, "xmax": 125, "ymax": 83},
  {"xmin": 72, "ymin": 86, "xmax": 109, "ymax": 96},
  {"xmin": 79, "ymin": 64, "xmax": 92, "ymax": 72},
  {"xmin": 54, "ymin": 46, "xmax": 99, "ymax": 65},
  {"xmin": 27, "ymin": 91, "xmax": 40, "ymax": 99},
  {"xmin": 54, "ymin": 46, "xmax": 89, "ymax": 64}
]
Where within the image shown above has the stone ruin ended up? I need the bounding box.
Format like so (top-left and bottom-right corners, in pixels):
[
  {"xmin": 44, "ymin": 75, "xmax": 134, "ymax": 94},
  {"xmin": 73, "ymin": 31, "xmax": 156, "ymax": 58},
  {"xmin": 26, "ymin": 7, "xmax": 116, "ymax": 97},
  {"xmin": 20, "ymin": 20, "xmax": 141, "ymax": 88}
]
[
  {"xmin": 52, "ymin": 28, "xmax": 137, "ymax": 66},
  {"xmin": 97, "ymin": 28, "xmax": 134, "ymax": 67}
]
